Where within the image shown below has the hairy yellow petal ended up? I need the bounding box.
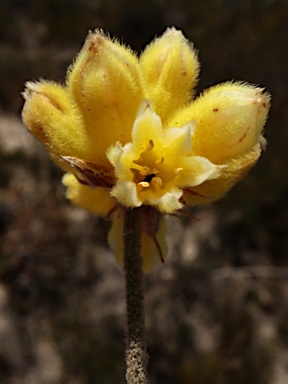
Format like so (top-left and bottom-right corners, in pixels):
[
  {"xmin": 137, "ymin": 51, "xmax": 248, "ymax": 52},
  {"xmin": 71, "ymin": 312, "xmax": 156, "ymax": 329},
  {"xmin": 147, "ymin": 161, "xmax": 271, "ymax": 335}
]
[
  {"xmin": 168, "ymin": 82, "xmax": 270, "ymax": 164},
  {"xmin": 131, "ymin": 101, "xmax": 163, "ymax": 149},
  {"xmin": 111, "ymin": 180, "xmax": 142, "ymax": 208},
  {"xmin": 163, "ymin": 123, "xmax": 194, "ymax": 157},
  {"xmin": 140, "ymin": 27, "xmax": 199, "ymax": 123},
  {"xmin": 146, "ymin": 188, "xmax": 184, "ymax": 213},
  {"xmin": 66, "ymin": 30, "xmax": 143, "ymax": 167},
  {"xmin": 177, "ymin": 156, "xmax": 224, "ymax": 187},
  {"xmin": 183, "ymin": 144, "xmax": 261, "ymax": 206},
  {"xmin": 62, "ymin": 173, "xmax": 116, "ymax": 216},
  {"xmin": 108, "ymin": 208, "xmax": 168, "ymax": 272},
  {"xmin": 22, "ymin": 81, "xmax": 89, "ymax": 161}
]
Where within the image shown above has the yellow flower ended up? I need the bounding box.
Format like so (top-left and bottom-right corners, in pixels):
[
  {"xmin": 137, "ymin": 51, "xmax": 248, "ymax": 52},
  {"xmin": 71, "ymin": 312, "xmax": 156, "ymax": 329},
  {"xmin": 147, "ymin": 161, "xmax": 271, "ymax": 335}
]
[
  {"xmin": 107, "ymin": 101, "xmax": 224, "ymax": 213},
  {"xmin": 22, "ymin": 27, "xmax": 270, "ymax": 269}
]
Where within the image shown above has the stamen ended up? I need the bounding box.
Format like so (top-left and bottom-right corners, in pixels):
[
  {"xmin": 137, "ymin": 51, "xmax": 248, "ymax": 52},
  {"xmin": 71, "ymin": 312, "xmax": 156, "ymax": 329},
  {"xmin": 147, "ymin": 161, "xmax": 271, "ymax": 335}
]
[
  {"xmin": 155, "ymin": 157, "xmax": 164, "ymax": 165},
  {"xmin": 136, "ymin": 184, "xmax": 143, "ymax": 192},
  {"xmin": 131, "ymin": 161, "xmax": 150, "ymax": 175},
  {"xmin": 137, "ymin": 181, "xmax": 150, "ymax": 192},
  {"xmin": 139, "ymin": 181, "xmax": 150, "ymax": 188},
  {"xmin": 148, "ymin": 139, "xmax": 154, "ymax": 150},
  {"xmin": 151, "ymin": 177, "xmax": 162, "ymax": 192}
]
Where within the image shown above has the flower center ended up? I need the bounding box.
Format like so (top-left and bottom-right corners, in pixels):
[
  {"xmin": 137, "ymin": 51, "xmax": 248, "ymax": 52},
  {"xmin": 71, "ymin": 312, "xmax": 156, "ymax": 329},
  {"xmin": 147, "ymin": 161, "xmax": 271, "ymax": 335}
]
[{"xmin": 129, "ymin": 139, "xmax": 182, "ymax": 195}]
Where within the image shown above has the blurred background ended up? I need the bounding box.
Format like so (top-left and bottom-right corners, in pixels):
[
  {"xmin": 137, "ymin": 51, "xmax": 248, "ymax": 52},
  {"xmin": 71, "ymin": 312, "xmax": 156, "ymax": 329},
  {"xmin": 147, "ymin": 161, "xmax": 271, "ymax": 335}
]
[{"xmin": 1, "ymin": 0, "xmax": 288, "ymax": 383}]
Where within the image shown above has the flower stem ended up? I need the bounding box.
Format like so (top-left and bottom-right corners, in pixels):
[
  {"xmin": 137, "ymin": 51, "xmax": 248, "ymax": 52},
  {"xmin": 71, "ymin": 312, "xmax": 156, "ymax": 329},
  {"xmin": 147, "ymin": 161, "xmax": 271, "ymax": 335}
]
[{"xmin": 123, "ymin": 207, "xmax": 149, "ymax": 384}]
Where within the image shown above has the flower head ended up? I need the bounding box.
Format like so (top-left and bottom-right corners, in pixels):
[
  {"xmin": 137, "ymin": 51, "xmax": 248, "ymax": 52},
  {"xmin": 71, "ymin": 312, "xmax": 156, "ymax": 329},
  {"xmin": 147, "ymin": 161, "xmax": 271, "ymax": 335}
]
[{"xmin": 22, "ymin": 28, "xmax": 270, "ymax": 269}]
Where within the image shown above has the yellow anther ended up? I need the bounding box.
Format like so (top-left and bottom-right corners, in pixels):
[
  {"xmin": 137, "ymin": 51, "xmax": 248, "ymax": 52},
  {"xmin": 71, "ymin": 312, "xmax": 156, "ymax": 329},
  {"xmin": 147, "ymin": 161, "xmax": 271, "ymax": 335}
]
[
  {"xmin": 137, "ymin": 181, "xmax": 150, "ymax": 192},
  {"xmin": 140, "ymin": 167, "xmax": 150, "ymax": 176},
  {"xmin": 174, "ymin": 167, "xmax": 183, "ymax": 174},
  {"xmin": 140, "ymin": 181, "xmax": 150, "ymax": 188}
]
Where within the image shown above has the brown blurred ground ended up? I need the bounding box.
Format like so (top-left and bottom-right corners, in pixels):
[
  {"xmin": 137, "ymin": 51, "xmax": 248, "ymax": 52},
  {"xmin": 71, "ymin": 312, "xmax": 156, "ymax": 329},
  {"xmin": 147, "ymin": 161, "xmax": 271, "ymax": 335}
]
[{"xmin": 1, "ymin": 0, "xmax": 288, "ymax": 383}]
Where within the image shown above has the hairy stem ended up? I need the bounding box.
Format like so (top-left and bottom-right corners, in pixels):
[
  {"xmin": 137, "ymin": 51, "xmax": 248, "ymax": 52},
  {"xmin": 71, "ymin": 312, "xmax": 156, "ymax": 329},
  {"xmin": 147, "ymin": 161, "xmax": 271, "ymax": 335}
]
[{"xmin": 123, "ymin": 207, "xmax": 148, "ymax": 384}]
